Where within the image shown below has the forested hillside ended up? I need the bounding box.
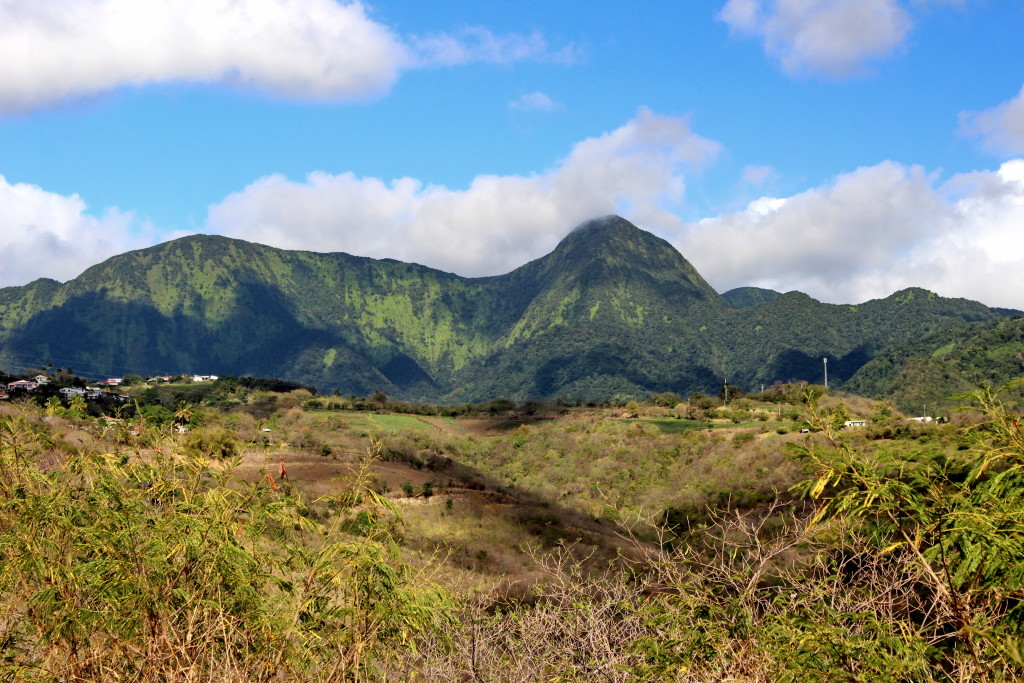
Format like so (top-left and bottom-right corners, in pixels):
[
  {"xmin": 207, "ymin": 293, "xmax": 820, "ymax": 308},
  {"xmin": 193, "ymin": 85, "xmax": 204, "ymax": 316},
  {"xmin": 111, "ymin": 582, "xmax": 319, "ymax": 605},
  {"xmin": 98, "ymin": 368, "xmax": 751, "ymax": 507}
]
[
  {"xmin": 0, "ymin": 216, "xmax": 1012, "ymax": 402},
  {"xmin": 846, "ymin": 316, "xmax": 1024, "ymax": 413}
]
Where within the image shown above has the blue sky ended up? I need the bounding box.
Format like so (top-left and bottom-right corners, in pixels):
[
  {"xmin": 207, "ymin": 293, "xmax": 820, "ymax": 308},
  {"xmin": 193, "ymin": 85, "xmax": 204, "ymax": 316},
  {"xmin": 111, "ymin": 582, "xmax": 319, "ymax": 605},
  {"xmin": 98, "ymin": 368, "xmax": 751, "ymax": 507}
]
[{"xmin": 2, "ymin": 0, "xmax": 1024, "ymax": 307}]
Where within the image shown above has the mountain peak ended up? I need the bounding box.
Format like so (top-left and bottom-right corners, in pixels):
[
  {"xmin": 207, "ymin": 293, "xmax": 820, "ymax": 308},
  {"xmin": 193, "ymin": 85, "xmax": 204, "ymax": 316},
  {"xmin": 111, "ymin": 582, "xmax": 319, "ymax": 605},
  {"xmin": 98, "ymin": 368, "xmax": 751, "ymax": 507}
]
[
  {"xmin": 559, "ymin": 215, "xmax": 646, "ymax": 248},
  {"xmin": 538, "ymin": 215, "xmax": 723, "ymax": 308}
]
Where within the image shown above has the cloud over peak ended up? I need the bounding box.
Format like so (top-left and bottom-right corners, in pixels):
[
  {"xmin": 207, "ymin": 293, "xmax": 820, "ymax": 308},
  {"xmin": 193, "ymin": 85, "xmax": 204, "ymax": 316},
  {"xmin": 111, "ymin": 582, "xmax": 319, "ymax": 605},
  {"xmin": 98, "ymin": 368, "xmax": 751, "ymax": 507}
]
[{"xmin": 204, "ymin": 108, "xmax": 720, "ymax": 277}]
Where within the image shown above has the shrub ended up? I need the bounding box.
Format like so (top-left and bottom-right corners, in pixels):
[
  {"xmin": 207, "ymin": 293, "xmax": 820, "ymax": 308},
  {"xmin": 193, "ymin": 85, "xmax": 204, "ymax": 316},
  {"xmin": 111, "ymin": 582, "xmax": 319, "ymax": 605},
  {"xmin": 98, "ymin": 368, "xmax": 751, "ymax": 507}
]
[
  {"xmin": 0, "ymin": 419, "xmax": 452, "ymax": 681},
  {"xmin": 182, "ymin": 427, "xmax": 240, "ymax": 459},
  {"xmin": 792, "ymin": 381, "xmax": 1024, "ymax": 679}
]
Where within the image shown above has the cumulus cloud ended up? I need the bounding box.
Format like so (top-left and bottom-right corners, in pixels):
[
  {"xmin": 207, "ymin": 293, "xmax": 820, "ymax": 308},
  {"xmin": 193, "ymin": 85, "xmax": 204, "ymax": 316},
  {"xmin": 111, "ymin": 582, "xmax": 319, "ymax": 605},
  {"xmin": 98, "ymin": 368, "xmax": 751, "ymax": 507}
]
[
  {"xmin": 205, "ymin": 108, "xmax": 720, "ymax": 276},
  {"xmin": 0, "ymin": 176, "xmax": 155, "ymax": 287},
  {"xmin": 718, "ymin": 0, "xmax": 912, "ymax": 77},
  {"xmin": 677, "ymin": 159, "xmax": 1024, "ymax": 309},
  {"xmin": 9, "ymin": 103, "xmax": 1024, "ymax": 310},
  {"xmin": 960, "ymin": 85, "xmax": 1024, "ymax": 156},
  {"xmin": 509, "ymin": 91, "xmax": 563, "ymax": 113},
  {"xmin": 0, "ymin": 0, "xmax": 565, "ymax": 114}
]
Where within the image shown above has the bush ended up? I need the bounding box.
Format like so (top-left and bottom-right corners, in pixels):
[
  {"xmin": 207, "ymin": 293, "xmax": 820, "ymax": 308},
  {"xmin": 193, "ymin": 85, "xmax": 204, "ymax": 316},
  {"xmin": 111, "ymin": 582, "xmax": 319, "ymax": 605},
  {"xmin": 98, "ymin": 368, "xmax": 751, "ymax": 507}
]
[
  {"xmin": 792, "ymin": 381, "xmax": 1024, "ymax": 678},
  {"xmin": 0, "ymin": 418, "xmax": 452, "ymax": 681},
  {"xmin": 182, "ymin": 427, "xmax": 240, "ymax": 459}
]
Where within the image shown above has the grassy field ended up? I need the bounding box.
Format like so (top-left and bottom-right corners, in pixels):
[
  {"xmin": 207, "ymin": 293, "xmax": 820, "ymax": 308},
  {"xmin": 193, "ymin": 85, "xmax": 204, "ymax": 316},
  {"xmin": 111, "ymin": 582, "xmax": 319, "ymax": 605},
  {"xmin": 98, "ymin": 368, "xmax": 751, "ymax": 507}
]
[
  {"xmin": 368, "ymin": 413, "xmax": 437, "ymax": 432},
  {"xmin": 639, "ymin": 417, "xmax": 713, "ymax": 434}
]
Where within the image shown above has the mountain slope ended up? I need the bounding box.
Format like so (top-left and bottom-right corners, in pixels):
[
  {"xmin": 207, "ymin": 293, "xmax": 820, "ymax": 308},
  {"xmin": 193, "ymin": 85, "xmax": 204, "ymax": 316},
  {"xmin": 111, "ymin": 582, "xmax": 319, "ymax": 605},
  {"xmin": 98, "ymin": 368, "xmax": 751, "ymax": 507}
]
[
  {"xmin": 0, "ymin": 216, "xmax": 1013, "ymax": 401},
  {"xmin": 721, "ymin": 286, "xmax": 781, "ymax": 308},
  {"xmin": 844, "ymin": 316, "xmax": 1024, "ymax": 412}
]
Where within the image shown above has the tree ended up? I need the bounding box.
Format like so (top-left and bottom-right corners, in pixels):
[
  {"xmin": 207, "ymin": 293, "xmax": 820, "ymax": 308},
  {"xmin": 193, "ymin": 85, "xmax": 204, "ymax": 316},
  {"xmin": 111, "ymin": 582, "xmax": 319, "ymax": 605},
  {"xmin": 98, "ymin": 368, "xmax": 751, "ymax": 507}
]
[
  {"xmin": 829, "ymin": 401, "xmax": 849, "ymax": 429},
  {"xmin": 650, "ymin": 392, "xmax": 681, "ymax": 408},
  {"xmin": 68, "ymin": 394, "xmax": 88, "ymax": 416},
  {"xmin": 173, "ymin": 401, "xmax": 194, "ymax": 428},
  {"xmin": 44, "ymin": 396, "xmax": 61, "ymax": 415},
  {"xmin": 793, "ymin": 380, "xmax": 1024, "ymax": 679}
]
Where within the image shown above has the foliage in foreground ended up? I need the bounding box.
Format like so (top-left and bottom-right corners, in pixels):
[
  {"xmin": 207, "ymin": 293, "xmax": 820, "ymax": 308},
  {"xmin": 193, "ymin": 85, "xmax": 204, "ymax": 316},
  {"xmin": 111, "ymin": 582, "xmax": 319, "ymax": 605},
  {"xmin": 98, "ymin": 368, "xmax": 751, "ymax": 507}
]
[
  {"xmin": 0, "ymin": 417, "xmax": 450, "ymax": 682},
  {"xmin": 414, "ymin": 382, "xmax": 1024, "ymax": 681},
  {"xmin": 3, "ymin": 379, "xmax": 1024, "ymax": 681}
]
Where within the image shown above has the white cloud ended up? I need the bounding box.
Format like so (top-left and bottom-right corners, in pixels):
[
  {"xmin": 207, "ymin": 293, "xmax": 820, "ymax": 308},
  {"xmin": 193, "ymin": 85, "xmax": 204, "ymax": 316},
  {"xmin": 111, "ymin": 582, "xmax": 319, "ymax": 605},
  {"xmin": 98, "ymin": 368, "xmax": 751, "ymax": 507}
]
[
  {"xmin": 409, "ymin": 27, "xmax": 576, "ymax": 68},
  {"xmin": 0, "ymin": 0, "xmax": 566, "ymax": 114},
  {"xmin": 959, "ymin": 85, "xmax": 1024, "ymax": 157},
  {"xmin": 509, "ymin": 91, "xmax": 563, "ymax": 113},
  {"xmin": 676, "ymin": 159, "xmax": 1024, "ymax": 309},
  {"xmin": 719, "ymin": 0, "xmax": 912, "ymax": 78},
  {"xmin": 9, "ymin": 105, "xmax": 1024, "ymax": 311},
  {"xmin": 0, "ymin": 176, "xmax": 154, "ymax": 287},
  {"xmin": 205, "ymin": 108, "xmax": 720, "ymax": 276}
]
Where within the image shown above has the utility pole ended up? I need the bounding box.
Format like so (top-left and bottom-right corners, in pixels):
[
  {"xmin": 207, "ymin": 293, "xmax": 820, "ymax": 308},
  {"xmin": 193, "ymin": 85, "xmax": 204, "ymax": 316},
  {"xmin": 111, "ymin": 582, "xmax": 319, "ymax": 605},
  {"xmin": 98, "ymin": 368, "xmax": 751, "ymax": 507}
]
[
  {"xmin": 823, "ymin": 357, "xmax": 828, "ymax": 391},
  {"xmin": 724, "ymin": 379, "xmax": 729, "ymax": 406}
]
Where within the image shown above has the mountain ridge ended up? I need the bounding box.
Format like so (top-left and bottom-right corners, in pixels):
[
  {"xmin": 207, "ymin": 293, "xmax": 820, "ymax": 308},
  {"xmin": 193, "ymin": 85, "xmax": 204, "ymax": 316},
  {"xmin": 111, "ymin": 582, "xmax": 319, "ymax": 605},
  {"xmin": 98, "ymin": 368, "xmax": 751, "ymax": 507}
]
[{"xmin": 0, "ymin": 216, "xmax": 1013, "ymax": 402}]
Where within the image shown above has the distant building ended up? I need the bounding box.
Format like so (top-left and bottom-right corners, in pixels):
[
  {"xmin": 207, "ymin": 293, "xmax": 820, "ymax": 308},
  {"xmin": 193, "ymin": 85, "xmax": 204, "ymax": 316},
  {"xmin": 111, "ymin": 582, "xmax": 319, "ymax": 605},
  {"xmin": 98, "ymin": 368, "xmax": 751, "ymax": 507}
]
[
  {"xmin": 843, "ymin": 420, "xmax": 868, "ymax": 428},
  {"xmin": 6, "ymin": 380, "xmax": 37, "ymax": 391}
]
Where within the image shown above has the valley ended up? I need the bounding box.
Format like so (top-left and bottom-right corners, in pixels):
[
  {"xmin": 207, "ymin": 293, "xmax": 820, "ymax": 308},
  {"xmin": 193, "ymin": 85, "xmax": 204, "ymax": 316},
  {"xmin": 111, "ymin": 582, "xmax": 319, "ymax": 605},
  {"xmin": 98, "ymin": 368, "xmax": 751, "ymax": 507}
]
[{"xmin": 3, "ymin": 374, "xmax": 1020, "ymax": 679}]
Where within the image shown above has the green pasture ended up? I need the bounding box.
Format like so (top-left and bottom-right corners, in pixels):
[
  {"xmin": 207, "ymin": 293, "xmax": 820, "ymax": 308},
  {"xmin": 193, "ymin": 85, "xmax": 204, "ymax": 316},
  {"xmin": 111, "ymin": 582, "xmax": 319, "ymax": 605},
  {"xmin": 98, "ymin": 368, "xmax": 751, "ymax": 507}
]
[{"xmin": 369, "ymin": 413, "xmax": 436, "ymax": 433}]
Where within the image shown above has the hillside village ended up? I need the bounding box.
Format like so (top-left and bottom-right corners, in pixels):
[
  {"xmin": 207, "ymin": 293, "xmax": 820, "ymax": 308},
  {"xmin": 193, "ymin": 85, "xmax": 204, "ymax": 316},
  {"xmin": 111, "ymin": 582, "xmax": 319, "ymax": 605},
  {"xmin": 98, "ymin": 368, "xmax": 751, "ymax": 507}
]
[{"xmin": 0, "ymin": 372, "xmax": 220, "ymax": 404}]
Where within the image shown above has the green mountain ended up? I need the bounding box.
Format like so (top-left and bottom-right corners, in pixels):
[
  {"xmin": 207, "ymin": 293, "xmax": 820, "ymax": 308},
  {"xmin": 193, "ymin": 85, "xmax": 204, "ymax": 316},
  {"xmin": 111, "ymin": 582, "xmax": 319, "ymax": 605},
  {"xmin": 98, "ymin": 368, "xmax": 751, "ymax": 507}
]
[
  {"xmin": 844, "ymin": 316, "xmax": 1024, "ymax": 413},
  {"xmin": 721, "ymin": 286, "xmax": 781, "ymax": 308},
  {"xmin": 0, "ymin": 216, "xmax": 1013, "ymax": 402}
]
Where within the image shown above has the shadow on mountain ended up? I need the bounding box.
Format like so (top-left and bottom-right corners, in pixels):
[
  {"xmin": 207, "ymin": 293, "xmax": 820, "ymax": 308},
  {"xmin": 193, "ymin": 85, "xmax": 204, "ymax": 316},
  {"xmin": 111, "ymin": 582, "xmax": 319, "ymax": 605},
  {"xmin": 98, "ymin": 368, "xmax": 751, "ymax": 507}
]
[
  {"xmin": 380, "ymin": 354, "xmax": 437, "ymax": 393},
  {"xmin": 768, "ymin": 343, "xmax": 876, "ymax": 386},
  {"xmin": 4, "ymin": 283, "xmax": 394, "ymax": 394}
]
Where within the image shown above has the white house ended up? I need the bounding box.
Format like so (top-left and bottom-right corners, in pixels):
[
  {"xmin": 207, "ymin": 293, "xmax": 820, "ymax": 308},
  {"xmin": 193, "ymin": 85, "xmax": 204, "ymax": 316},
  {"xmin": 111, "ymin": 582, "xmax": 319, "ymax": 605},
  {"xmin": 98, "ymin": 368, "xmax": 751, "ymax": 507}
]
[
  {"xmin": 843, "ymin": 420, "xmax": 868, "ymax": 428},
  {"xmin": 7, "ymin": 380, "xmax": 37, "ymax": 391}
]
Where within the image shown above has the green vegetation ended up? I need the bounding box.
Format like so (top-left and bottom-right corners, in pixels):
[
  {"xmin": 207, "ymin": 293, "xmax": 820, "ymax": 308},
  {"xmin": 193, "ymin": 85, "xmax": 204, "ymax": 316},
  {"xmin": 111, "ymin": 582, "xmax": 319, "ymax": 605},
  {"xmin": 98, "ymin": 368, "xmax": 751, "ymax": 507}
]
[
  {"xmin": 2, "ymin": 376, "xmax": 1024, "ymax": 679},
  {"xmin": 846, "ymin": 316, "xmax": 1024, "ymax": 413},
  {"xmin": 368, "ymin": 413, "xmax": 435, "ymax": 432},
  {"xmin": 0, "ymin": 415, "xmax": 449, "ymax": 681},
  {"xmin": 721, "ymin": 285, "xmax": 781, "ymax": 308},
  {"xmin": 0, "ymin": 216, "xmax": 1013, "ymax": 404}
]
